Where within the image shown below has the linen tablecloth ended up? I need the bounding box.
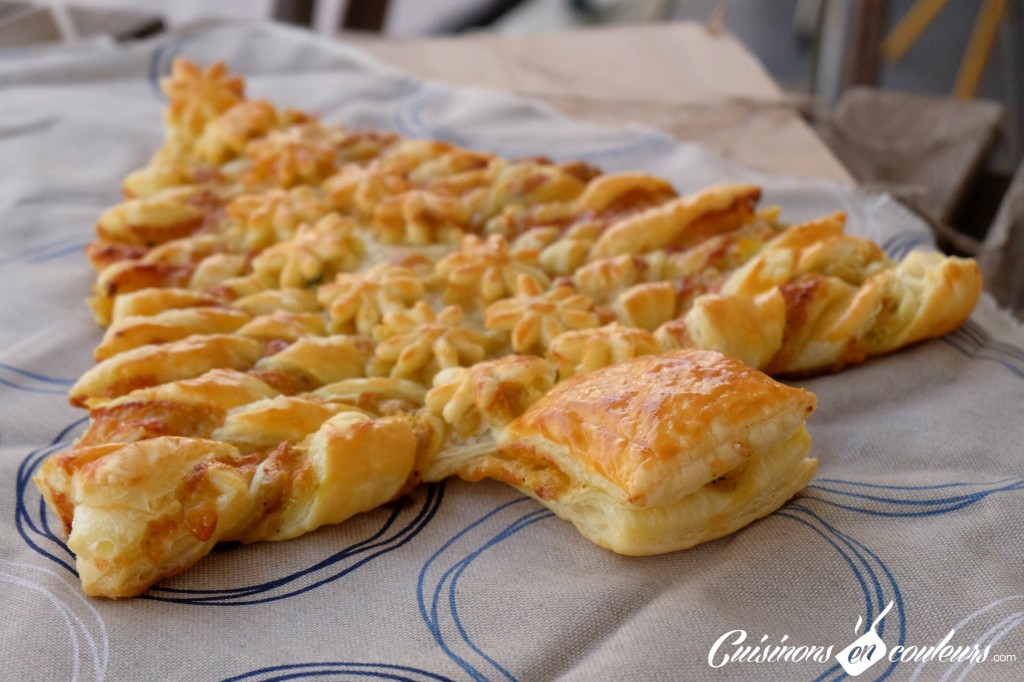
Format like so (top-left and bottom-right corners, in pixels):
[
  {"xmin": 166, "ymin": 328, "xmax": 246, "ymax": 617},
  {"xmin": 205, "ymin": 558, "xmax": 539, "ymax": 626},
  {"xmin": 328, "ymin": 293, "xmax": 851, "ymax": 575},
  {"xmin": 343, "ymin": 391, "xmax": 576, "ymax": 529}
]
[{"xmin": 1, "ymin": 21, "xmax": 1021, "ymax": 682}]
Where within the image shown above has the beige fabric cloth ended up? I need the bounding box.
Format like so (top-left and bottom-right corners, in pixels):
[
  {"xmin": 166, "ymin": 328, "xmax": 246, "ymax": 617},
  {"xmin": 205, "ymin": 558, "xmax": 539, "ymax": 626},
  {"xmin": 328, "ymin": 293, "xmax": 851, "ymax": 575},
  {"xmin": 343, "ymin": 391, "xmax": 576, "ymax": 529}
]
[{"xmin": 0, "ymin": 21, "xmax": 1021, "ymax": 682}]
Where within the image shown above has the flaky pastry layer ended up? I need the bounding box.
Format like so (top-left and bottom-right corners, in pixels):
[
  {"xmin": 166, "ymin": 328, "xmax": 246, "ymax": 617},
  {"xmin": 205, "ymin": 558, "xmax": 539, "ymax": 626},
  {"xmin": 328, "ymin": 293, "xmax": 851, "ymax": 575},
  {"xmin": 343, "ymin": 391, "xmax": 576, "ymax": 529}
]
[
  {"xmin": 439, "ymin": 350, "xmax": 817, "ymax": 555},
  {"xmin": 34, "ymin": 57, "xmax": 981, "ymax": 597}
]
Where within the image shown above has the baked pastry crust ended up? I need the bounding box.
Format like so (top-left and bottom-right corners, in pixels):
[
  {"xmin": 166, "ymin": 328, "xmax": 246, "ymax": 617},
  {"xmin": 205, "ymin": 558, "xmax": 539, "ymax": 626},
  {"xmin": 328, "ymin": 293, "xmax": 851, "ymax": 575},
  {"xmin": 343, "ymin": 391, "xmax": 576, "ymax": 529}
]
[
  {"xmin": 35, "ymin": 437, "xmax": 254, "ymax": 598},
  {"xmin": 34, "ymin": 412, "xmax": 416, "ymax": 598},
  {"xmin": 70, "ymin": 334, "xmax": 266, "ymax": 408},
  {"xmin": 507, "ymin": 426, "xmax": 815, "ymax": 556},
  {"xmin": 657, "ymin": 214, "xmax": 983, "ymax": 374},
  {"xmin": 35, "ymin": 57, "xmax": 982, "ymax": 597},
  {"xmin": 446, "ymin": 350, "xmax": 816, "ymax": 555}
]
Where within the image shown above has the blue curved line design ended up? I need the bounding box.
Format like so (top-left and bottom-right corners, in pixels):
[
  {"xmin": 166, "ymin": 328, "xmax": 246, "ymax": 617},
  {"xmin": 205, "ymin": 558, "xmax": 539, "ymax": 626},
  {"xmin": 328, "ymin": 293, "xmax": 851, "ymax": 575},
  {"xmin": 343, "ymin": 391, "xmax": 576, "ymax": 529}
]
[
  {"xmin": 0, "ymin": 363, "xmax": 76, "ymax": 384},
  {"xmin": 812, "ymin": 477, "xmax": 1019, "ymax": 491},
  {"xmin": 448, "ymin": 508, "xmax": 552, "ymax": 682},
  {"xmin": 418, "ymin": 497, "xmax": 555, "ymax": 682},
  {"xmin": 14, "ymin": 417, "xmax": 88, "ymax": 574},
  {"xmin": 784, "ymin": 475, "xmax": 1023, "ymax": 678},
  {"xmin": 777, "ymin": 503, "xmax": 906, "ymax": 682},
  {"xmin": 0, "ymin": 377, "xmax": 70, "ymax": 395},
  {"xmin": 222, "ymin": 662, "xmax": 456, "ymax": 682},
  {"xmin": 803, "ymin": 478, "xmax": 1024, "ymax": 518},
  {"xmin": 879, "ymin": 232, "xmax": 932, "ymax": 261},
  {"xmin": 148, "ymin": 497, "xmax": 419, "ymax": 596},
  {"xmin": 26, "ymin": 240, "xmax": 91, "ymax": 264},
  {"xmin": 314, "ymin": 80, "xmax": 424, "ymax": 117},
  {"xmin": 940, "ymin": 320, "xmax": 1024, "ymax": 381},
  {"xmin": 955, "ymin": 319, "xmax": 1024, "ymax": 361},
  {"xmin": 941, "ymin": 338, "xmax": 1024, "ymax": 379},
  {"xmin": 879, "ymin": 232, "xmax": 912, "ymax": 254},
  {"xmin": 16, "ymin": 420, "xmax": 445, "ymax": 605},
  {"xmin": 413, "ymin": 480, "xmax": 1003, "ymax": 681},
  {"xmin": 878, "ymin": 233, "xmax": 907, "ymax": 256},
  {"xmin": 0, "ymin": 363, "xmax": 76, "ymax": 395},
  {"xmin": 954, "ymin": 319, "xmax": 1024, "ymax": 360},
  {"xmin": 393, "ymin": 89, "xmax": 670, "ymax": 162},
  {"xmin": 941, "ymin": 332, "xmax": 1024, "ymax": 380},
  {"xmin": 148, "ymin": 37, "xmax": 177, "ymax": 101},
  {"xmin": 893, "ymin": 237, "xmax": 932, "ymax": 262},
  {"xmin": 0, "ymin": 235, "xmax": 90, "ymax": 266},
  {"xmin": 144, "ymin": 483, "xmax": 444, "ymax": 606}
]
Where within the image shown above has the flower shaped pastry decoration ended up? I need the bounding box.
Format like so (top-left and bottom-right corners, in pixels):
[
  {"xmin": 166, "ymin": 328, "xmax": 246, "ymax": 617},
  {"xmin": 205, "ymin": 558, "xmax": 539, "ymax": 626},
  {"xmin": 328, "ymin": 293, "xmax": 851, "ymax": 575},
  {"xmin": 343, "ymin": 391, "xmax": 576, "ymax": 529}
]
[
  {"xmin": 425, "ymin": 355, "xmax": 554, "ymax": 438},
  {"xmin": 225, "ymin": 186, "xmax": 331, "ymax": 250},
  {"xmin": 252, "ymin": 214, "xmax": 365, "ymax": 288},
  {"xmin": 243, "ymin": 123, "xmax": 341, "ymax": 189},
  {"xmin": 317, "ymin": 263, "xmax": 427, "ymax": 336},
  {"xmin": 484, "ymin": 274, "xmax": 599, "ymax": 355},
  {"xmin": 370, "ymin": 302, "xmax": 497, "ymax": 383},
  {"xmin": 372, "ymin": 190, "xmax": 471, "ymax": 246},
  {"xmin": 434, "ymin": 234, "xmax": 550, "ymax": 307},
  {"xmin": 159, "ymin": 60, "xmax": 244, "ymax": 159},
  {"xmin": 546, "ymin": 323, "xmax": 661, "ymax": 379}
]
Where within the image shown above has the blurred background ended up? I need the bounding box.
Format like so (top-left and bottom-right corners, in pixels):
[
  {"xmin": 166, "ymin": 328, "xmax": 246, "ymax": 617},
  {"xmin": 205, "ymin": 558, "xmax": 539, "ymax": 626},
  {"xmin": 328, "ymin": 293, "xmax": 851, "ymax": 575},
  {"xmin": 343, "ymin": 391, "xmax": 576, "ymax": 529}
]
[
  {"xmin": 3, "ymin": 1, "xmax": 1017, "ymax": 104},
  {"xmin": 2, "ymin": 0, "xmax": 1022, "ymax": 312}
]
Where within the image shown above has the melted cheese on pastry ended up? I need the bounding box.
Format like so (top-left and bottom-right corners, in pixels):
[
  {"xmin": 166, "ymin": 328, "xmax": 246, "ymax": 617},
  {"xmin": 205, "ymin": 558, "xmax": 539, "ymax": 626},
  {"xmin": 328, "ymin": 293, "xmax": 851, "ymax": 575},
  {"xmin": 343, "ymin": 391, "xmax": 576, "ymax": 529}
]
[
  {"xmin": 35, "ymin": 412, "xmax": 417, "ymax": 597},
  {"xmin": 34, "ymin": 437, "xmax": 253, "ymax": 598}
]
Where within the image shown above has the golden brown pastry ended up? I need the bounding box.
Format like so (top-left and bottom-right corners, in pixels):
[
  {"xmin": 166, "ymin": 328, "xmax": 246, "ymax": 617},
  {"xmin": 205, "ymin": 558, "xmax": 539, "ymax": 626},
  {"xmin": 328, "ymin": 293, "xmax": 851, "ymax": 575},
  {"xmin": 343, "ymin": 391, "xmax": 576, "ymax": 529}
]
[
  {"xmin": 369, "ymin": 303, "xmax": 496, "ymax": 383},
  {"xmin": 77, "ymin": 368, "xmax": 279, "ymax": 446},
  {"xmin": 110, "ymin": 288, "xmax": 224, "ymax": 321},
  {"xmin": 235, "ymin": 412, "xmax": 416, "ymax": 542},
  {"xmin": 657, "ymin": 290, "xmax": 787, "ymax": 370},
  {"xmin": 212, "ymin": 396, "xmax": 366, "ymax": 451},
  {"xmin": 546, "ymin": 324, "xmax": 661, "ymax": 379},
  {"xmin": 233, "ymin": 288, "xmax": 321, "ymax": 316},
  {"xmin": 461, "ymin": 350, "xmax": 817, "ymax": 555},
  {"xmin": 434, "ymin": 234, "xmax": 549, "ymax": 307},
  {"xmin": 312, "ymin": 377, "xmax": 426, "ymax": 415},
  {"xmin": 95, "ymin": 187, "xmax": 222, "ymax": 247},
  {"xmin": 70, "ymin": 334, "xmax": 266, "ymax": 407},
  {"xmin": 484, "ymin": 275, "xmax": 599, "ymax": 355},
  {"xmin": 252, "ymin": 335, "xmax": 374, "ymax": 391},
  {"xmin": 656, "ymin": 214, "xmax": 983, "ymax": 374},
  {"xmin": 36, "ymin": 57, "xmax": 985, "ymax": 598},
  {"xmin": 588, "ymin": 184, "xmax": 761, "ymax": 259},
  {"xmin": 95, "ymin": 307, "xmax": 253, "ymax": 360},
  {"xmin": 34, "ymin": 411, "xmax": 416, "ymax": 598},
  {"xmin": 420, "ymin": 355, "xmax": 555, "ymax": 481},
  {"xmin": 224, "ymin": 186, "xmax": 331, "ymax": 250},
  {"xmin": 34, "ymin": 437, "xmax": 253, "ymax": 598},
  {"xmin": 156, "ymin": 59, "xmax": 245, "ymax": 162}
]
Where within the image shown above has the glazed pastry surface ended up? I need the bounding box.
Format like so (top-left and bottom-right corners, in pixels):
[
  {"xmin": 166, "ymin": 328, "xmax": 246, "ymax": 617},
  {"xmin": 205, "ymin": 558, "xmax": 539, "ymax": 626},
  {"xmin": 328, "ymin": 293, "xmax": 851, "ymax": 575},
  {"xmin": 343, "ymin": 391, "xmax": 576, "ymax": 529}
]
[{"xmin": 35, "ymin": 58, "xmax": 980, "ymax": 597}]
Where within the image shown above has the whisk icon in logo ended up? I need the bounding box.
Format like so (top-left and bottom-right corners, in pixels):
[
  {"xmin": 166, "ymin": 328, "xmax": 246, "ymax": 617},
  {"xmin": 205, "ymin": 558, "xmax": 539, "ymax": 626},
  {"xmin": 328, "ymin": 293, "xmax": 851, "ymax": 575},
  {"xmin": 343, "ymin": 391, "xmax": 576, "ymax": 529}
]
[{"xmin": 835, "ymin": 601, "xmax": 894, "ymax": 676}]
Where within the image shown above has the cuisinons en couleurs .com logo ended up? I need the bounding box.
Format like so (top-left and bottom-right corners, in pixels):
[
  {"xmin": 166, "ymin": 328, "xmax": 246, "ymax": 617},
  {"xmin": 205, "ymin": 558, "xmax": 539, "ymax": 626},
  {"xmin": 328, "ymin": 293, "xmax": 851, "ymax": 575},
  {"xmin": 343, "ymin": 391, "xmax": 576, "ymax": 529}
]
[{"xmin": 708, "ymin": 602, "xmax": 1000, "ymax": 676}]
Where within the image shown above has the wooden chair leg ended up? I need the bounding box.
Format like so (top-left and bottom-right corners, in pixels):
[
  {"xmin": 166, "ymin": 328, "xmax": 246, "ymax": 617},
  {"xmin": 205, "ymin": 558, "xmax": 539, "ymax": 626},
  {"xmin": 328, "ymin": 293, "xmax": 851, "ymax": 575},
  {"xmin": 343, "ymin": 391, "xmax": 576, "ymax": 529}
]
[
  {"xmin": 954, "ymin": 0, "xmax": 1009, "ymax": 99},
  {"xmin": 882, "ymin": 0, "xmax": 949, "ymax": 61}
]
